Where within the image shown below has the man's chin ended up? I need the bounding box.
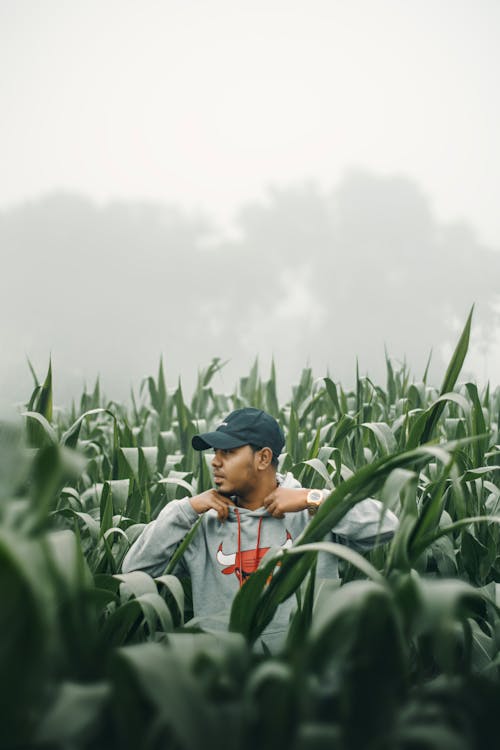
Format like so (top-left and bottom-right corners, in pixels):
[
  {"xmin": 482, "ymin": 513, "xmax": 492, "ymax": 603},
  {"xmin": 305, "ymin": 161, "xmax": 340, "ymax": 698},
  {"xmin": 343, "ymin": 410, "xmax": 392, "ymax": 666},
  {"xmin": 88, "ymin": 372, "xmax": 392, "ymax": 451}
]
[{"xmin": 215, "ymin": 485, "xmax": 233, "ymax": 497}]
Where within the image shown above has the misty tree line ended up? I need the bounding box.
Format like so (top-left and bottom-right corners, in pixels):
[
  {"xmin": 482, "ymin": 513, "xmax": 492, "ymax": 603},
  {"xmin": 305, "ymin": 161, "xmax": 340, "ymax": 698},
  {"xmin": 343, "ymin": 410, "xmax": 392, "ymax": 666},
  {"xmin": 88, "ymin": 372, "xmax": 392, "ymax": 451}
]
[{"xmin": 1, "ymin": 169, "xmax": 499, "ymax": 403}]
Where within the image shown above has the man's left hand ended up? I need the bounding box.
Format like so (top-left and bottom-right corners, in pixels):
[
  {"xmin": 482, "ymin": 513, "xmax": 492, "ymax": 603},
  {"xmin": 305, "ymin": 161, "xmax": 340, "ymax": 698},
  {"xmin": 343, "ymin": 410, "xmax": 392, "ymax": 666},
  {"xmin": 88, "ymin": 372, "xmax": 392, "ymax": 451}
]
[{"xmin": 262, "ymin": 487, "xmax": 309, "ymax": 518}]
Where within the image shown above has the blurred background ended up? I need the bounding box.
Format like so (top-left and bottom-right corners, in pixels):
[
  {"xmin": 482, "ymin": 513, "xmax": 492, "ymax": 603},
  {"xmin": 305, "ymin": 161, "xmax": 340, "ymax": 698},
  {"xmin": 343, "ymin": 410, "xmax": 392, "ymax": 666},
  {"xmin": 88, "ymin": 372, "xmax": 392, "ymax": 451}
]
[{"xmin": 1, "ymin": 0, "xmax": 499, "ymax": 411}]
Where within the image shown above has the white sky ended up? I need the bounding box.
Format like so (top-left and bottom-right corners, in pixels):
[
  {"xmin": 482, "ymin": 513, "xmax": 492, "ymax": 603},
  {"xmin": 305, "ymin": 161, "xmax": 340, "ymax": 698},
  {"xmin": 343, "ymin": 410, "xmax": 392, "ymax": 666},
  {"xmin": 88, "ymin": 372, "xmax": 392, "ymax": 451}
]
[{"xmin": 1, "ymin": 0, "xmax": 500, "ymax": 246}]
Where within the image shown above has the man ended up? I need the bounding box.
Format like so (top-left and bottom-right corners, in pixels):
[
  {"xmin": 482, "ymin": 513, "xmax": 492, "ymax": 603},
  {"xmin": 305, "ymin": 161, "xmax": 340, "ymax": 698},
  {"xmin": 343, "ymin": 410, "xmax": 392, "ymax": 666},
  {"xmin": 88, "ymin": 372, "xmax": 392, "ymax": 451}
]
[{"xmin": 122, "ymin": 407, "xmax": 399, "ymax": 651}]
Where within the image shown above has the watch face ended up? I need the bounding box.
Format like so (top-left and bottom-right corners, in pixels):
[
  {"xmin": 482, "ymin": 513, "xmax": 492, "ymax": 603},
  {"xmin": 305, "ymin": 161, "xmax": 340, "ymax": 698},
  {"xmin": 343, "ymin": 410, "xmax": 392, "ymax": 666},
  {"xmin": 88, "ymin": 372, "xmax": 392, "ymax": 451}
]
[{"xmin": 307, "ymin": 489, "xmax": 323, "ymax": 505}]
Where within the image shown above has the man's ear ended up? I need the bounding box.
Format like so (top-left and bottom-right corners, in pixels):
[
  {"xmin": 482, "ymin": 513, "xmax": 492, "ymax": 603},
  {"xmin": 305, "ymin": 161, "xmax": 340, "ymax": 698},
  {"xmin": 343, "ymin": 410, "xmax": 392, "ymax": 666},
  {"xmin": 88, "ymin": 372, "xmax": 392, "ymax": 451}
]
[{"xmin": 256, "ymin": 447, "xmax": 273, "ymax": 470}]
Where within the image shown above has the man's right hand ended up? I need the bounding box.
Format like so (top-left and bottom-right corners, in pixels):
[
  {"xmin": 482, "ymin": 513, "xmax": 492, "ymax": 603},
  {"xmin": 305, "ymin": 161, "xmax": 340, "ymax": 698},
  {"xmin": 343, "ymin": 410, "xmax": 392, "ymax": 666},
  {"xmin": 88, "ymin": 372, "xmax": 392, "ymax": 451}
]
[{"xmin": 189, "ymin": 490, "xmax": 236, "ymax": 522}]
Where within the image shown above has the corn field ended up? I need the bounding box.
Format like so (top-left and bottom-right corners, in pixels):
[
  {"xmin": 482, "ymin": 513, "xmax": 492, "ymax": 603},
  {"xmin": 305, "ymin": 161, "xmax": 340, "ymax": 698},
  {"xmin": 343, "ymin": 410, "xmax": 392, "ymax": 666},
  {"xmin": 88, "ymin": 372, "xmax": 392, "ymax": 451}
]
[{"xmin": 2, "ymin": 308, "xmax": 500, "ymax": 749}]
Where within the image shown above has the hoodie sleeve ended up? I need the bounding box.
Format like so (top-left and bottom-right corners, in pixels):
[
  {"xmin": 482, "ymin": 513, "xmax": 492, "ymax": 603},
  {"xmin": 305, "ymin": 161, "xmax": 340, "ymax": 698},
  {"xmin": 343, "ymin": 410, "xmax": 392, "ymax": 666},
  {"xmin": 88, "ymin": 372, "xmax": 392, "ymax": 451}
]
[
  {"xmin": 121, "ymin": 497, "xmax": 200, "ymax": 577},
  {"xmin": 279, "ymin": 472, "xmax": 398, "ymax": 551},
  {"xmin": 330, "ymin": 498, "xmax": 399, "ymax": 551}
]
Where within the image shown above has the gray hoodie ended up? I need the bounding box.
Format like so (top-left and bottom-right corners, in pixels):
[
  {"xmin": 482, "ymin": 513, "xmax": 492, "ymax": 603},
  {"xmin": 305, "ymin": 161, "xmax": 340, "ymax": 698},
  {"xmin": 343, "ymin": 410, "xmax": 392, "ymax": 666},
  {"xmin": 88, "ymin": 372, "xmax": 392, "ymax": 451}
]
[{"xmin": 122, "ymin": 472, "xmax": 399, "ymax": 651}]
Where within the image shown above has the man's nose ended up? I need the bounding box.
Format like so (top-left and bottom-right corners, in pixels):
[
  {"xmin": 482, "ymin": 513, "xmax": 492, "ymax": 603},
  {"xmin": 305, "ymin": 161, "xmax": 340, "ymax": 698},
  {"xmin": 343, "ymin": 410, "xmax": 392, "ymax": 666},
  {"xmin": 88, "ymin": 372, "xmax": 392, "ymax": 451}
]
[{"xmin": 212, "ymin": 450, "xmax": 222, "ymax": 468}]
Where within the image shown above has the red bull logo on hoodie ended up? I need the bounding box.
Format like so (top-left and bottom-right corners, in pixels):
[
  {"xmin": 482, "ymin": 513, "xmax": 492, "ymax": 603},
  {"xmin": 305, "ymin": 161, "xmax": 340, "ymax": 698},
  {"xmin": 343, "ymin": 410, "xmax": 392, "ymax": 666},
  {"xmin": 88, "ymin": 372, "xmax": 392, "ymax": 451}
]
[{"xmin": 216, "ymin": 530, "xmax": 293, "ymax": 585}]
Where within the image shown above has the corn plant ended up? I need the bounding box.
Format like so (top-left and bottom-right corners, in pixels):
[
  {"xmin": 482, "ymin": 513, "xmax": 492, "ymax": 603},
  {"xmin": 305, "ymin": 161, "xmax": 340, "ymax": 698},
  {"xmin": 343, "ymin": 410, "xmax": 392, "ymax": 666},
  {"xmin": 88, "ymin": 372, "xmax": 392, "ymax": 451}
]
[{"xmin": 1, "ymin": 306, "xmax": 500, "ymax": 748}]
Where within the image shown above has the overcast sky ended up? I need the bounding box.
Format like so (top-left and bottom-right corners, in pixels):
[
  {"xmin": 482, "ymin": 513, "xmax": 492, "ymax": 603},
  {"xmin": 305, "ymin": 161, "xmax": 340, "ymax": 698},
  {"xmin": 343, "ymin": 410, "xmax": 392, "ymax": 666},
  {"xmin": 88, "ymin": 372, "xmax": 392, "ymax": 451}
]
[
  {"xmin": 2, "ymin": 0, "xmax": 500, "ymax": 247},
  {"xmin": 1, "ymin": 1, "xmax": 500, "ymax": 411}
]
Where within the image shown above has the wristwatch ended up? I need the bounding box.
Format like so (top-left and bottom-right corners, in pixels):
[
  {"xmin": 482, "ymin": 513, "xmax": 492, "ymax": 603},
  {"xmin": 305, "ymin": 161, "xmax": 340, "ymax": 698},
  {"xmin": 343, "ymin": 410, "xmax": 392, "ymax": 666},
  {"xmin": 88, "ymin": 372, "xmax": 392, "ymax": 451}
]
[{"xmin": 306, "ymin": 489, "xmax": 323, "ymax": 516}]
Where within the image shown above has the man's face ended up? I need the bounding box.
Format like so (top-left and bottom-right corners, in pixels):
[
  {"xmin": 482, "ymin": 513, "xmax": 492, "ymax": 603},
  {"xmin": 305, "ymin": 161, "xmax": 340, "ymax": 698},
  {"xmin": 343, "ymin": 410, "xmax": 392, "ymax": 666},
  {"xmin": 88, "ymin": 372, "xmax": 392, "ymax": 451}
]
[{"xmin": 211, "ymin": 445, "xmax": 260, "ymax": 497}]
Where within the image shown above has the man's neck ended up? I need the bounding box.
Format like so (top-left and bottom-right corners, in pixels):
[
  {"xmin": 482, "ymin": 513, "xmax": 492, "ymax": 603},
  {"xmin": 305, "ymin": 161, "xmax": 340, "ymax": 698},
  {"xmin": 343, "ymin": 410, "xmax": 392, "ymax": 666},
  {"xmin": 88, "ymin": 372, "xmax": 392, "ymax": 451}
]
[{"xmin": 236, "ymin": 472, "xmax": 279, "ymax": 511}]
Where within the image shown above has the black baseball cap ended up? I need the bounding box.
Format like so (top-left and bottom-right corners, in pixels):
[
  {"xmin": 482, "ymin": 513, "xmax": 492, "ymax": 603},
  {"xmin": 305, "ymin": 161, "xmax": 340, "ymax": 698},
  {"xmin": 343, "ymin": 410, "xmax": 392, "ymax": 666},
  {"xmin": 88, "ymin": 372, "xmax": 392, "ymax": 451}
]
[{"xmin": 192, "ymin": 407, "xmax": 285, "ymax": 457}]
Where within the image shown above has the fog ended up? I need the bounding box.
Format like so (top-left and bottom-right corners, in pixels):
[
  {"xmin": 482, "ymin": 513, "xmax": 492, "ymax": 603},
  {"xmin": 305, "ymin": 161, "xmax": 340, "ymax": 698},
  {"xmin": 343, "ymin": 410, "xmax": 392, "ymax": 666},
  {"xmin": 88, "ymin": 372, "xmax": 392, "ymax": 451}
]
[
  {"xmin": 1, "ymin": 171, "xmax": 499, "ymax": 410},
  {"xmin": 1, "ymin": 1, "xmax": 500, "ymax": 409}
]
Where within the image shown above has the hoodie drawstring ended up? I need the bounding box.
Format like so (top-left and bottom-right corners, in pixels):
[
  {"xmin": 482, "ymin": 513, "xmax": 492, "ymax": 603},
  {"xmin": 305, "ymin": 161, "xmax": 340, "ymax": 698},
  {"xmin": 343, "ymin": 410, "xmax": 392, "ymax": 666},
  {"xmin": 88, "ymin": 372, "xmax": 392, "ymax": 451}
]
[{"xmin": 234, "ymin": 509, "xmax": 264, "ymax": 589}]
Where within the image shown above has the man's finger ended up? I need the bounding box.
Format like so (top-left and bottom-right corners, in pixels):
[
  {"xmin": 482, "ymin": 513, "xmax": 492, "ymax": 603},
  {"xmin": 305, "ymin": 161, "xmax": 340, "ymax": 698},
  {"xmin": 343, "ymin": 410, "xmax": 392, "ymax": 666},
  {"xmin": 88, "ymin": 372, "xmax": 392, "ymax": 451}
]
[
  {"xmin": 211, "ymin": 497, "xmax": 231, "ymax": 521},
  {"xmin": 266, "ymin": 500, "xmax": 285, "ymax": 519},
  {"xmin": 213, "ymin": 491, "xmax": 236, "ymax": 506},
  {"xmin": 262, "ymin": 492, "xmax": 275, "ymax": 508}
]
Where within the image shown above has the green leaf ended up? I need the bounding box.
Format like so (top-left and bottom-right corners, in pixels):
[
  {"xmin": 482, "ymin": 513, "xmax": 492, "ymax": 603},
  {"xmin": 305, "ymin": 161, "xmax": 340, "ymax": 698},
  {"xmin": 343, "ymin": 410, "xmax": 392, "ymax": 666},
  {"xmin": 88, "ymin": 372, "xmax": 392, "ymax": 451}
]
[
  {"xmin": 465, "ymin": 382, "xmax": 490, "ymax": 465},
  {"xmin": 100, "ymin": 482, "xmax": 114, "ymax": 537},
  {"xmin": 413, "ymin": 514, "xmax": 500, "ymax": 559},
  {"xmin": 36, "ymin": 357, "xmax": 53, "ymax": 422},
  {"xmin": 35, "ymin": 682, "xmax": 110, "ymax": 744},
  {"xmin": 407, "ymin": 393, "xmax": 471, "ymax": 450},
  {"xmin": 29, "ymin": 443, "xmax": 64, "ymax": 530},
  {"xmin": 332, "ymin": 414, "xmax": 357, "ymax": 447},
  {"xmin": 22, "ymin": 411, "xmax": 58, "ymax": 447},
  {"xmin": 408, "ymin": 307, "xmax": 473, "ymax": 447},
  {"xmin": 74, "ymin": 511, "xmax": 101, "ymax": 541},
  {"xmin": 165, "ymin": 515, "xmax": 203, "ymax": 574},
  {"xmin": 61, "ymin": 407, "xmax": 117, "ymax": 449},
  {"xmin": 111, "ymin": 643, "xmax": 216, "ymax": 749},
  {"xmin": 362, "ymin": 421, "xmax": 398, "ymax": 455},
  {"xmin": 115, "ymin": 571, "xmax": 158, "ymax": 598},
  {"xmin": 157, "ymin": 476, "xmax": 195, "ymax": 495},
  {"xmin": 300, "ymin": 458, "xmax": 333, "ymax": 488},
  {"xmin": 230, "ymin": 541, "xmax": 385, "ymax": 641},
  {"xmin": 26, "ymin": 356, "xmax": 40, "ymax": 387},
  {"xmin": 324, "ymin": 377, "xmax": 341, "ymax": 417},
  {"xmin": 285, "ymin": 560, "xmax": 317, "ymax": 652},
  {"xmin": 0, "ymin": 529, "xmax": 49, "ymax": 743},
  {"xmin": 155, "ymin": 574, "xmax": 185, "ymax": 626}
]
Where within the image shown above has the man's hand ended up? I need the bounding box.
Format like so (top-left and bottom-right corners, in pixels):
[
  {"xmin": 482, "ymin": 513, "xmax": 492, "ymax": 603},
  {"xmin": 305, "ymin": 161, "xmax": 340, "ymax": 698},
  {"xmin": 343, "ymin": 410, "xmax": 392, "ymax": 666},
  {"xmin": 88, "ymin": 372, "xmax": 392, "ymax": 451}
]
[
  {"xmin": 262, "ymin": 487, "xmax": 309, "ymax": 518},
  {"xmin": 190, "ymin": 489, "xmax": 236, "ymax": 522}
]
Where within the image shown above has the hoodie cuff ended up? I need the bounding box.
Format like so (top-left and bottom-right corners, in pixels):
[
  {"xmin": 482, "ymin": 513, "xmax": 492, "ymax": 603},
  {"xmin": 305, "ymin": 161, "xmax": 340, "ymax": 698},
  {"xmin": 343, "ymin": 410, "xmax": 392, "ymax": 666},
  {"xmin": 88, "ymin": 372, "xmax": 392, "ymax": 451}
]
[{"xmin": 177, "ymin": 497, "xmax": 200, "ymax": 524}]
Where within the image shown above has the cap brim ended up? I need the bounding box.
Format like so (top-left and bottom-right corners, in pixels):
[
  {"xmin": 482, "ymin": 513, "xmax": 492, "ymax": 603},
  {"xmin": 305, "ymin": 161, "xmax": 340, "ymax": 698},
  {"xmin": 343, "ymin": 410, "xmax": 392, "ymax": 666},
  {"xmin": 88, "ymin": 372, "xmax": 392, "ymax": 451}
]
[{"xmin": 191, "ymin": 432, "xmax": 248, "ymax": 451}]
